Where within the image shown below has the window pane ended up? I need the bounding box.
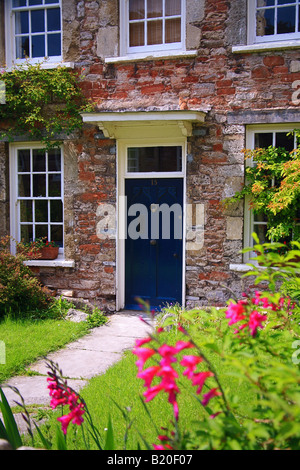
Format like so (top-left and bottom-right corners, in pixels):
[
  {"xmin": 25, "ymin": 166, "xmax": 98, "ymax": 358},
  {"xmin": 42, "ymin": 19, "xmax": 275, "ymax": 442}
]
[
  {"xmin": 254, "ymin": 223, "xmax": 268, "ymax": 244},
  {"xmin": 18, "ymin": 175, "xmax": 31, "ymax": 197},
  {"xmin": 129, "ymin": 22, "xmax": 145, "ymax": 46},
  {"xmin": 33, "ymin": 149, "xmax": 46, "ymax": 172},
  {"xmin": 277, "ymin": 6, "xmax": 296, "ymax": 34},
  {"xmin": 35, "ymin": 200, "xmax": 48, "ymax": 222},
  {"xmin": 276, "ymin": 132, "xmax": 295, "ymax": 152},
  {"xmin": 48, "ymin": 174, "xmax": 61, "ymax": 196},
  {"xmin": 13, "ymin": 0, "xmax": 27, "ymax": 7},
  {"xmin": 278, "ymin": 0, "xmax": 296, "ymax": 4},
  {"xmin": 29, "ymin": 0, "xmax": 43, "ymax": 5},
  {"xmin": 31, "ymin": 9, "xmax": 45, "ymax": 33},
  {"xmin": 33, "ymin": 174, "xmax": 46, "ymax": 197},
  {"xmin": 20, "ymin": 200, "xmax": 33, "ymax": 222},
  {"xmin": 165, "ymin": 0, "xmax": 181, "ymax": 16},
  {"xmin": 45, "ymin": 0, "xmax": 60, "ymax": 3},
  {"xmin": 128, "ymin": 147, "xmax": 182, "ymax": 172},
  {"xmin": 257, "ymin": 9, "xmax": 275, "ymax": 36},
  {"xmin": 48, "ymin": 149, "xmax": 61, "ymax": 171},
  {"xmin": 35, "ymin": 224, "xmax": 48, "ymax": 239},
  {"xmin": 129, "ymin": 0, "xmax": 145, "ymax": 20},
  {"xmin": 21, "ymin": 225, "xmax": 33, "ymax": 243},
  {"xmin": 51, "ymin": 224, "xmax": 63, "ymax": 246},
  {"xmin": 254, "ymin": 133, "xmax": 273, "ymax": 148},
  {"xmin": 47, "ymin": 8, "xmax": 60, "ymax": 31},
  {"xmin": 51, "ymin": 200, "xmax": 63, "ymax": 222},
  {"xmin": 147, "ymin": 0, "xmax": 162, "ymax": 18},
  {"xmin": 15, "ymin": 11, "xmax": 29, "ymax": 34},
  {"xmin": 257, "ymin": 0, "xmax": 275, "ymax": 6},
  {"xmin": 16, "ymin": 36, "xmax": 30, "ymax": 58},
  {"xmin": 32, "ymin": 35, "xmax": 45, "ymax": 57},
  {"xmin": 18, "ymin": 150, "xmax": 30, "ymax": 172},
  {"xmin": 165, "ymin": 18, "xmax": 181, "ymax": 43},
  {"xmin": 147, "ymin": 20, "xmax": 162, "ymax": 44},
  {"xmin": 254, "ymin": 212, "xmax": 268, "ymax": 223},
  {"xmin": 48, "ymin": 33, "xmax": 61, "ymax": 56}
]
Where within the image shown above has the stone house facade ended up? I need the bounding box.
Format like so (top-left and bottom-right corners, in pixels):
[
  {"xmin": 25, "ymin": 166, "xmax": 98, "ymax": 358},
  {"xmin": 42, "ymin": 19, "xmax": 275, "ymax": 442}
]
[{"xmin": 0, "ymin": 0, "xmax": 300, "ymax": 312}]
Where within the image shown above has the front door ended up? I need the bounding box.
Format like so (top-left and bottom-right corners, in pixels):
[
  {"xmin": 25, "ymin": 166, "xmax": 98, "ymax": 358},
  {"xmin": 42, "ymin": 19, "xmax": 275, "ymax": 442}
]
[{"xmin": 125, "ymin": 178, "xmax": 183, "ymax": 310}]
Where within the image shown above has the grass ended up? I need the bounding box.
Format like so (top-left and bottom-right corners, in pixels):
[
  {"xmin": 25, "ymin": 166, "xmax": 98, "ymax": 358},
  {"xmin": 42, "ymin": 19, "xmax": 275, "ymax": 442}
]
[
  {"xmin": 0, "ymin": 315, "xmax": 90, "ymax": 384},
  {"xmin": 31, "ymin": 321, "xmax": 258, "ymax": 450}
]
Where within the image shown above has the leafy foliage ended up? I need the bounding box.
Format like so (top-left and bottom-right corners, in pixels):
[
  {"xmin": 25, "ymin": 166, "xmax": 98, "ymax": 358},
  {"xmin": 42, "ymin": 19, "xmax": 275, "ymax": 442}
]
[
  {"xmin": 0, "ymin": 236, "xmax": 51, "ymax": 318},
  {"xmin": 225, "ymin": 130, "xmax": 300, "ymax": 242},
  {"xmin": 0, "ymin": 62, "xmax": 93, "ymax": 149}
]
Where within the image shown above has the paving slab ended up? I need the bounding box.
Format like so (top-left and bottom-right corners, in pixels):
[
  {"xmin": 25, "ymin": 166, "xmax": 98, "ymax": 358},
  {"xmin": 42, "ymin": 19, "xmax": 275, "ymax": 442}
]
[{"xmin": 1, "ymin": 311, "xmax": 153, "ymax": 410}]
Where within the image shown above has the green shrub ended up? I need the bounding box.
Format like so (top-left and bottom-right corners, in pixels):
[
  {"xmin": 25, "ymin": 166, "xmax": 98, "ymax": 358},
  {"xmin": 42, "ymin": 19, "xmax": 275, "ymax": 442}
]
[{"xmin": 0, "ymin": 236, "xmax": 51, "ymax": 318}]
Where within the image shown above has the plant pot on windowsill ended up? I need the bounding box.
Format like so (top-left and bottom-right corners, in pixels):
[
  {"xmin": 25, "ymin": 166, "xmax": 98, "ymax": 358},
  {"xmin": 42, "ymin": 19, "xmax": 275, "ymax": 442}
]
[{"xmin": 38, "ymin": 246, "xmax": 59, "ymax": 260}]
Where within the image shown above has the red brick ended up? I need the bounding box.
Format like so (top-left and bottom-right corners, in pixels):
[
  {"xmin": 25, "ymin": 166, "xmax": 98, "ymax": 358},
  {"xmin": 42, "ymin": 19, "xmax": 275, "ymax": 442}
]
[
  {"xmin": 216, "ymin": 87, "xmax": 236, "ymax": 95},
  {"xmin": 251, "ymin": 66, "xmax": 271, "ymax": 79},
  {"xmin": 263, "ymin": 56, "xmax": 284, "ymax": 67},
  {"xmin": 140, "ymin": 84, "xmax": 165, "ymax": 95}
]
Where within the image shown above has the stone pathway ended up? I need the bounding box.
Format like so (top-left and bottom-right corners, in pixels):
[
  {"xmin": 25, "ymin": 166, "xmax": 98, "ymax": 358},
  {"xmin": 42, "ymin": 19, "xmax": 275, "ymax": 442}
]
[{"xmin": 1, "ymin": 311, "xmax": 153, "ymax": 433}]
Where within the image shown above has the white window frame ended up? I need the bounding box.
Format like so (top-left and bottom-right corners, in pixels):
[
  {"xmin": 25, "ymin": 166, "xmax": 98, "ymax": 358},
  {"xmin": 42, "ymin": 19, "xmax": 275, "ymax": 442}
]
[
  {"xmin": 5, "ymin": 0, "xmax": 62, "ymax": 68},
  {"xmin": 9, "ymin": 142, "xmax": 64, "ymax": 256},
  {"xmin": 120, "ymin": 0, "xmax": 186, "ymax": 57},
  {"xmin": 244, "ymin": 124, "xmax": 300, "ymax": 261},
  {"xmin": 248, "ymin": 0, "xmax": 300, "ymax": 45}
]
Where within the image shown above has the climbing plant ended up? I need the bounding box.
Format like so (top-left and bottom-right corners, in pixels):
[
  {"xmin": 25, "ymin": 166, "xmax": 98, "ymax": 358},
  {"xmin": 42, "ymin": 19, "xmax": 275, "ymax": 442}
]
[
  {"xmin": 0, "ymin": 62, "xmax": 93, "ymax": 149},
  {"xmin": 225, "ymin": 130, "xmax": 300, "ymax": 245}
]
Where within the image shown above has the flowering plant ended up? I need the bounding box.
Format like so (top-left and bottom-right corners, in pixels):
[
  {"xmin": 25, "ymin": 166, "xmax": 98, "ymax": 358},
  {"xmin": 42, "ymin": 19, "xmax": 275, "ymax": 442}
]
[
  {"xmin": 224, "ymin": 130, "xmax": 300, "ymax": 244},
  {"xmin": 1, "ymin": 240, "xmax": 300, "ymax": 450},
  {"xmin": 26, "ymin": 237, "xmax": 59, "ymax": 249}
]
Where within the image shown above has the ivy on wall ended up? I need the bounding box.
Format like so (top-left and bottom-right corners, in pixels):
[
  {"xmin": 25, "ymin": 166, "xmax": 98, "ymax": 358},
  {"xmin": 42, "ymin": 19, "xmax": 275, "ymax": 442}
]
[{"xmin": 0, "ymin": 62, "xmax": 93, "ymax": 149}]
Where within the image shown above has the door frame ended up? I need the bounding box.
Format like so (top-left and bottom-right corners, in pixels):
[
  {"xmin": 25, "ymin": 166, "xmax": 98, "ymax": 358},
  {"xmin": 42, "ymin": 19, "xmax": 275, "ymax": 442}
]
[{"xmin": 116, "ymin": 137, "xmax": 187, "ymax": 311}]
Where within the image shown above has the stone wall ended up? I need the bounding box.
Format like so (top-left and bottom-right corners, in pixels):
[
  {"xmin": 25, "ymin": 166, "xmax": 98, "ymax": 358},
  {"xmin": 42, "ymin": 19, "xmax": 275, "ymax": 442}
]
[{"xmin": 1, "ymin": 0, "xmax": 300, "ymax": 309}]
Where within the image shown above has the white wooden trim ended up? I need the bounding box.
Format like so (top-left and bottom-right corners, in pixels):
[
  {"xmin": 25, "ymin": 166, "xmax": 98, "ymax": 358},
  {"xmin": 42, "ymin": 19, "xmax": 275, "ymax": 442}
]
[
  {"xmin": 9, "ymin": 142, "xmax": 65, "ymax": 256},
  {"xmin": 247, "ymin": 0, "xmax": 300, "ymax": 47},
  {"xmin": 5, "ymin": 0, "xmax": 63, "ymax": 68},
  {"xmin": 105, "ymin": 49, "xmax": 197, "ymax": 63},
  {"xmin": 120, "ymin": 0, "xmax": 186, "ymax": 57}
]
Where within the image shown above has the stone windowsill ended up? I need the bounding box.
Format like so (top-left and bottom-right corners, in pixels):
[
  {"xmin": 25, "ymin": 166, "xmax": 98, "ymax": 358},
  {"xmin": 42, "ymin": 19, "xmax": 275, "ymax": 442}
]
[
  {"xmin": 105, "ymin": 50, "xmax": 198, "ymax": 64},
  {"xmin": 25, "ymin": 255, "xmax": 75, "ymax": 268},
  {"xmin": 229, "ymin": 263, "xmax": 256, "ymax": 272},
  {"xmin": 232, "ymin": 40, "xmax": 300, "ymax": 54},
  {"xmin": 6, "ymin": 61, "xmax": 75, "ymax": 72}
]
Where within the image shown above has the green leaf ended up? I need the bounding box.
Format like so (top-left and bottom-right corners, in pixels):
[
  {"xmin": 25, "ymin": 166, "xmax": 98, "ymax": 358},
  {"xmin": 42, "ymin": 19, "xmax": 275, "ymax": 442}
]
[
  {"xmin": 104, "ymin": 415, "xmax": 115, "ymax": 450},
  {"xmin": 33, "ymin": 422, "xmax": 52, "ymax": 450},
  {"xmin": 0, "ymin": 388, "xmax": 22, "ymax": 449},
  {"xmin": 55, "ymin": 424, "xmax": 67, "ymax": 450}
]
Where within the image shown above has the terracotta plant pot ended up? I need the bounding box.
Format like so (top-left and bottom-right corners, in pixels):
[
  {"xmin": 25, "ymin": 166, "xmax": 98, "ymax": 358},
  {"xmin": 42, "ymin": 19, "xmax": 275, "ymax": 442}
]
[{"xmin": 39, "ymin": 246, "xmax": 59, "ymax": 260}]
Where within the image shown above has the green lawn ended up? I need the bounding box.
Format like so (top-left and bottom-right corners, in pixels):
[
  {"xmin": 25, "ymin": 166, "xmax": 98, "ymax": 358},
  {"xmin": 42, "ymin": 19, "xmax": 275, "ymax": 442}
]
[
  {"xmin": 0, "ymin": 316, "xmax": 89, "ymax": 383},
  {"xmin": 31, "ymin": 324, "xmax": 258, "ymax": 450}
]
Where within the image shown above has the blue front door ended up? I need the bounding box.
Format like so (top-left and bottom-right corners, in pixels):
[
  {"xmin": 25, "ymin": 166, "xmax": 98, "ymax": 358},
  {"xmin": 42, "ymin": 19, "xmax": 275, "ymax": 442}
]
[{"xmin": 125, "ymin": 178, "xmax": 183, "ymax": 310}]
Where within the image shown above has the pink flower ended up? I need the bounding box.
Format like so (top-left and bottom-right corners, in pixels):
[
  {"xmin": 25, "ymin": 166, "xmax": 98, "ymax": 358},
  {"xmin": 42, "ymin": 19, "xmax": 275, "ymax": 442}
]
[
  {"xmin": 57, "ymin": 413, "xmax": 73, "ymax": 435},
  {"xmin": 158, "ymin": 344, "xmax": 178, "ymax": 364},
  {"xmin": 225, "ymin": 301, "xmax": 246, "ymax": 326},
  {"xmin": 134, "ymin": 337, "xmax": 152, "ymax": 348},
  {"xmin": 138, "ymin": 366, "xmax": 160, "ymax": 388},
  {"xmin": 47, "ymin": 371, "xmax": 86, "ymax": 435},
  {"xmin": 173, "ymin": 340, "xmax": 194, "ymax": 353},
  {"xmin": 248, "ymin": 310, "xmax": 267, "ymax": 337},
  {"xmin": 180, "ymin": 355, "xmax": 203, "ymax": 379},
  {"xmin": 133, "ymin": 347, "xmax": 156, "ymax": 371},
  {"xmin": 201, "ymin": 388, "xmax": 222, "ymax": 406},
  {"xmin": 144, "ymin": 384, "xmax": 164, "ymax": 402},
  {"xmin": 191, "ymin": 371, "xmax": 214, "ymax": 394}
]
